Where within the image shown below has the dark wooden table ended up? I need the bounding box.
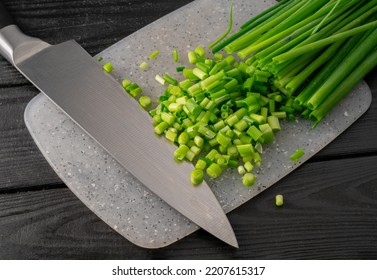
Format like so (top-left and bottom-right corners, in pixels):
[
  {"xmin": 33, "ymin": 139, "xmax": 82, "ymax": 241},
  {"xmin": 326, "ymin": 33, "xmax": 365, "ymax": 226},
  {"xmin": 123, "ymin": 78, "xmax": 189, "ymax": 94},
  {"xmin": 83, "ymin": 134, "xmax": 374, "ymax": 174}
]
[{"xmin": 1, "ymin": 0, "xmax": 376, "ymax": 260}]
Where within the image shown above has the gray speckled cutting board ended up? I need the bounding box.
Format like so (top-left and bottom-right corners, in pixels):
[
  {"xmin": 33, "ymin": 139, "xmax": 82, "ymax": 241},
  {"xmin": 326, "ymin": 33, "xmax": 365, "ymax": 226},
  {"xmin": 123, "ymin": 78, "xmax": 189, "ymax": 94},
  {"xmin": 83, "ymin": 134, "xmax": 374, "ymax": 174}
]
[{"xmin": 24, "ymin": 0, "xmax": 372, "ymax": 248}]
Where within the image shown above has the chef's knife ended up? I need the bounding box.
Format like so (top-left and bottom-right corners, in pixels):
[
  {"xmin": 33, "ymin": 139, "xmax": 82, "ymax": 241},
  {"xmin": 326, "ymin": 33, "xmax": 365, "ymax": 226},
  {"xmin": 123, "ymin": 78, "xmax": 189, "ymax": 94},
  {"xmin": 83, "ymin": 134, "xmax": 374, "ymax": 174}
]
[{"xmin": 0, "ymin": 2, "xmax": 238, "ymax": 247}]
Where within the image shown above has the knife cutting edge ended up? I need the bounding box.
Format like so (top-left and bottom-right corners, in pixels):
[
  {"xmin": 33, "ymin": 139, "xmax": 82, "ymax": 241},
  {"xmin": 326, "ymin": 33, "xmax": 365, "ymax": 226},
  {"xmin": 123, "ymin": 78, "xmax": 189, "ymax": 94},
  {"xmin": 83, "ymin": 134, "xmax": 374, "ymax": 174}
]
[{"xmin": 0, "ymin": 2, "xmax": 238, "ymax": 247}]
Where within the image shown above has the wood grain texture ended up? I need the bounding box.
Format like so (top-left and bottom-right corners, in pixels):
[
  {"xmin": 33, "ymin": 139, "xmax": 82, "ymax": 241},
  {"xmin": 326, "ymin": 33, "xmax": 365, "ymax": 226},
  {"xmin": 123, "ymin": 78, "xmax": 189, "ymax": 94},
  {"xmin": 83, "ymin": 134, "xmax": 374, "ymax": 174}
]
[
  {"xmin": 0, "ymin": 86, "xmax": 61, "ymax": 190},
  {"xmin": 0, "ymin": 0, "xmax": 376, "ymax": 259},
  {"xmin": 0, "ymin": 156, "xmax": 376, "ymax": 259}
]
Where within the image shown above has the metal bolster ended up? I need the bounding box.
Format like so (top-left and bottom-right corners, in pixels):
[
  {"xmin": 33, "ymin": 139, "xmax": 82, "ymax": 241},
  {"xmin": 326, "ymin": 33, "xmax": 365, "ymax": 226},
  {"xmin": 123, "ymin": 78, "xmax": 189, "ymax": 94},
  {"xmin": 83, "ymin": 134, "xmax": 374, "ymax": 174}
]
[{"xmin": 0, "ymin": 25, "xmax": 49, "ymax": 65}]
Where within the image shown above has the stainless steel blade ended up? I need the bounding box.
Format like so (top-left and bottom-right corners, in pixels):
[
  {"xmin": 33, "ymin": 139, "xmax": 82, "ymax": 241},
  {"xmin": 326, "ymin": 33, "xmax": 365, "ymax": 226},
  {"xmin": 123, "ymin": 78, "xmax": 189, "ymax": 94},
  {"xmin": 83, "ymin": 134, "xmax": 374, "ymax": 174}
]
[{"xmin": 3, "ymin": 27, "xmax": 237, "ymax": 247}]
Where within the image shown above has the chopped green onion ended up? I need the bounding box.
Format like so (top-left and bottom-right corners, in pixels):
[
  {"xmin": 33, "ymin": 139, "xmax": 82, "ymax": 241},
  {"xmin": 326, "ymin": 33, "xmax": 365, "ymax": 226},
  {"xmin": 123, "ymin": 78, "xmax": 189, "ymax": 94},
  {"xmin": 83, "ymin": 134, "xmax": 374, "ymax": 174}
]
[
  {"xmin": 185, "ymin": 98, "xmax": 202, "ymax": 117},
  {"xmin": 124, "ymin": 82, "xmax": 142, "ymax": 97},
  {"xmin": 154, "ymin": 121, "xmax": 169, "ymax": 135},
  {"xmin": 227, "ymin": 145, "xmax": 238, "ymax": 158},
  {"xmin": 216, "ymin": 132, "xmax": 232, "ymax": 147},
  {"xmin": 198, "ymin": 125, "xmax": 216, "ymax": 139},
  {"xmin": 244, "ymin": 161, "xmax": 254, "ymax": 172},
  {"xmin": 290, "ymin": 148, "xmax": 305, "ymax": 162},
  {"xmin": 205, "ymin": 149, "xmax": 218, "ymax": 161},
  {"xmin": 236, "ymin": 144, "xmax": 254, "ymax": 158},
  {"xmin": 121, "ymin": 79, "xmax": 131, "ymax": 89},
  {"xmin": 129, "ymin": 87, "xmax": 142, "ymax": 98},
  {"xmin": 190, "ymin": 145, "xmax": 201, "ymax": 156},
  {"xmin": 188, "ymin": 51, "xmax": 197, "ymax": 64},
  {"xmin": 185, "ymin": 149, "xmax": 196, "ymax": 161},
  {"xmin": 206, "ymin": 163, "xmax": 222, "ymax": 179},
  {"xmin": 246, "ymin": 126, "xmax": 263, "ymax": 142},
  {"xmin": 160, "ymin": 112, "xmax": 175, "ymax": 125},
  {"xmin": 267, "ymin": 115, "xmax": 281, "ymax": 132},
  {"xmin": 271, "ymin": 111, "xmax": 287, "ymax": 119},
  {"xmin": 139, "ymin": 96, "xmax": 152, "ymax": 109},
  {"xmin": 194, "ymin": 46, "xmax": 206, "ymax": 57},
  {"xmin": 190, "ymin": 169, "xmax": 204, "ymax": 185},
  {"xmin": 148, "ymin": 50, "xmax": 159, "ymax": 59},
  {"xmin": 178, "ymin": 131, "xmax": 190, "ymax": 145},
  {"xmin": 168, "ymin": 102, "xmax": 183, "ymax": 112},
  {"xmin": 193, "ymin": 68, "xmax": 209, "ymax": 80},
  {"xmin": 174, "ymin": 145, "xmax": 189, "ymax": 161},
  {"xmin": 173, "ymin": 49, "xmax": 179, "ymax": 62},
  {"xmin": 155, "ymin": 74, "xmax": 165, "ymax": 85},
  {"xmin": 214, "ymin": 53, "xmax": 223, "ymax": 60},
  {"xmin": 242, "ymin": 173, "xmax": 256, "ymax": 187},
  {"xmin": 259, "ymin": 123, "xmax": 274, "ymax": 144},
  {"xmin": 253, "ymin": 152, "xmax": 262, "ymax": 167},
  {"xmin": 194, "ymin": 135, "xmax": 204, "ymax": 147},
  {"xmin": 195, "ymin": 158, "xmax": 207, "ymax": 170},
  {"xmin": 139, "ymin": 61, "xmax": 149, "ymax": 70},
  {"xmin": 164, "ymin": 73, "xmax": 178, "ymax": 85},
  {"xmin": 216, "ymin": 155, "xmax": 229, "ymax": 168},
  {"xmin": 103, "ymin": 62, "xmax": 113, "ymax": 73},
  {"xmin": 237, "ymin": 165, "xmax": 246, "ymax": 175},
  {"xmin": 275, "ymin": 194, "xmax": 284, "ymax": 207}
]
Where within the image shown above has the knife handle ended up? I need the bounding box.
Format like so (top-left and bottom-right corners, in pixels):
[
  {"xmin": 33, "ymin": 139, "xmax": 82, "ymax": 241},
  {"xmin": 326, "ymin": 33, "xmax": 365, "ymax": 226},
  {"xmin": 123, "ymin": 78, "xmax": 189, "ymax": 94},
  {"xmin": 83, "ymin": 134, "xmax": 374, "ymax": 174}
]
[
  {"xmin": 0, "ymin": 1, "xmax": 15, "ymax": 29},
  {"xmin": 0, "ymin": 1, "xmax": 49, "ymax": 65}
]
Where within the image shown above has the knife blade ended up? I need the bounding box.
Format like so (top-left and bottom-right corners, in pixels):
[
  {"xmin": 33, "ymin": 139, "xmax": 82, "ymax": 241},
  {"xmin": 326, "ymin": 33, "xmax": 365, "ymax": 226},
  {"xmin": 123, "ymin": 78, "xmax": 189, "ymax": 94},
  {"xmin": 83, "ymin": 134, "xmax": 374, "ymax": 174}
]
[{"xmin": 0, "ymin": 2, "xmax": 238, "ymax": 248}]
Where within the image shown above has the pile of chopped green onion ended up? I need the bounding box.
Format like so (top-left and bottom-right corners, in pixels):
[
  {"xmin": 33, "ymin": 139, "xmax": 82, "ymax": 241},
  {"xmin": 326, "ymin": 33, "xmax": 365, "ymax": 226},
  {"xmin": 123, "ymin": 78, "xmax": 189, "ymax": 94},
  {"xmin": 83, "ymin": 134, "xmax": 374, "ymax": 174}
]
[
  {"xmin": 115, "ymin": 0, "xmax": 377, "ymax": 187},
  {"xmin": 148, "ymin": 46, "xmax": 287, "ymax": 186}
]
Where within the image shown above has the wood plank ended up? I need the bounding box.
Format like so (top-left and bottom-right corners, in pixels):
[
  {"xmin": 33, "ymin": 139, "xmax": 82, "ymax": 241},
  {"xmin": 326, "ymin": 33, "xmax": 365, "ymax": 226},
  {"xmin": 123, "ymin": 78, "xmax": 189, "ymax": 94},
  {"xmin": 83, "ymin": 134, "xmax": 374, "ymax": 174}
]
[
  {"xmin": 0, "ymin": 186, "xmax": 140, "ymax": 260},
  {"xmin": 0, "ymin": 86, "xmax": 61, "ymax": 190},
  {"xmin": 0, "ymin": 155, "xmax": 376, "ymax": 259}
]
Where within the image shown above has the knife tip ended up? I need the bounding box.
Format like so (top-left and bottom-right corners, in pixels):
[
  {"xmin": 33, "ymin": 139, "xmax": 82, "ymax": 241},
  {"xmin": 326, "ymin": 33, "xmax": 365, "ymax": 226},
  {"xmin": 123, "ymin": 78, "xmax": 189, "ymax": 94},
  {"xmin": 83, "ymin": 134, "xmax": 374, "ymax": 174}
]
[
  {"xmin": 223, "ymin": 233, "xmax": 239, "ymax": 248},
  {"xmin": 208, "ymin": 221, "xmax": 238, "ymax": 248}
]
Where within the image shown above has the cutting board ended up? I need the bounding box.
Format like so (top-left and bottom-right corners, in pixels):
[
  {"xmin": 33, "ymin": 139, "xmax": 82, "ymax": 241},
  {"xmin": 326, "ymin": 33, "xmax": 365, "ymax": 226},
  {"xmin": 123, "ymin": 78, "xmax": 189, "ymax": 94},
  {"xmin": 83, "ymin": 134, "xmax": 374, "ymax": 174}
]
[{"xmin": 24, "ymin": 0, "xmax": 372, "ymax": 248}]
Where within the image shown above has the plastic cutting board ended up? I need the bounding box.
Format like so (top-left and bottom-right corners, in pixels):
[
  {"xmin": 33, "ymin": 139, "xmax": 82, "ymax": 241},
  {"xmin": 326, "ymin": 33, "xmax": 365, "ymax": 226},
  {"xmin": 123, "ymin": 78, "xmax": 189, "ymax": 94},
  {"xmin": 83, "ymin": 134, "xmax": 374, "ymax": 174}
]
[{"xmin": 24, "ymin": 0, "xmax": 372, "ymax": 248}]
